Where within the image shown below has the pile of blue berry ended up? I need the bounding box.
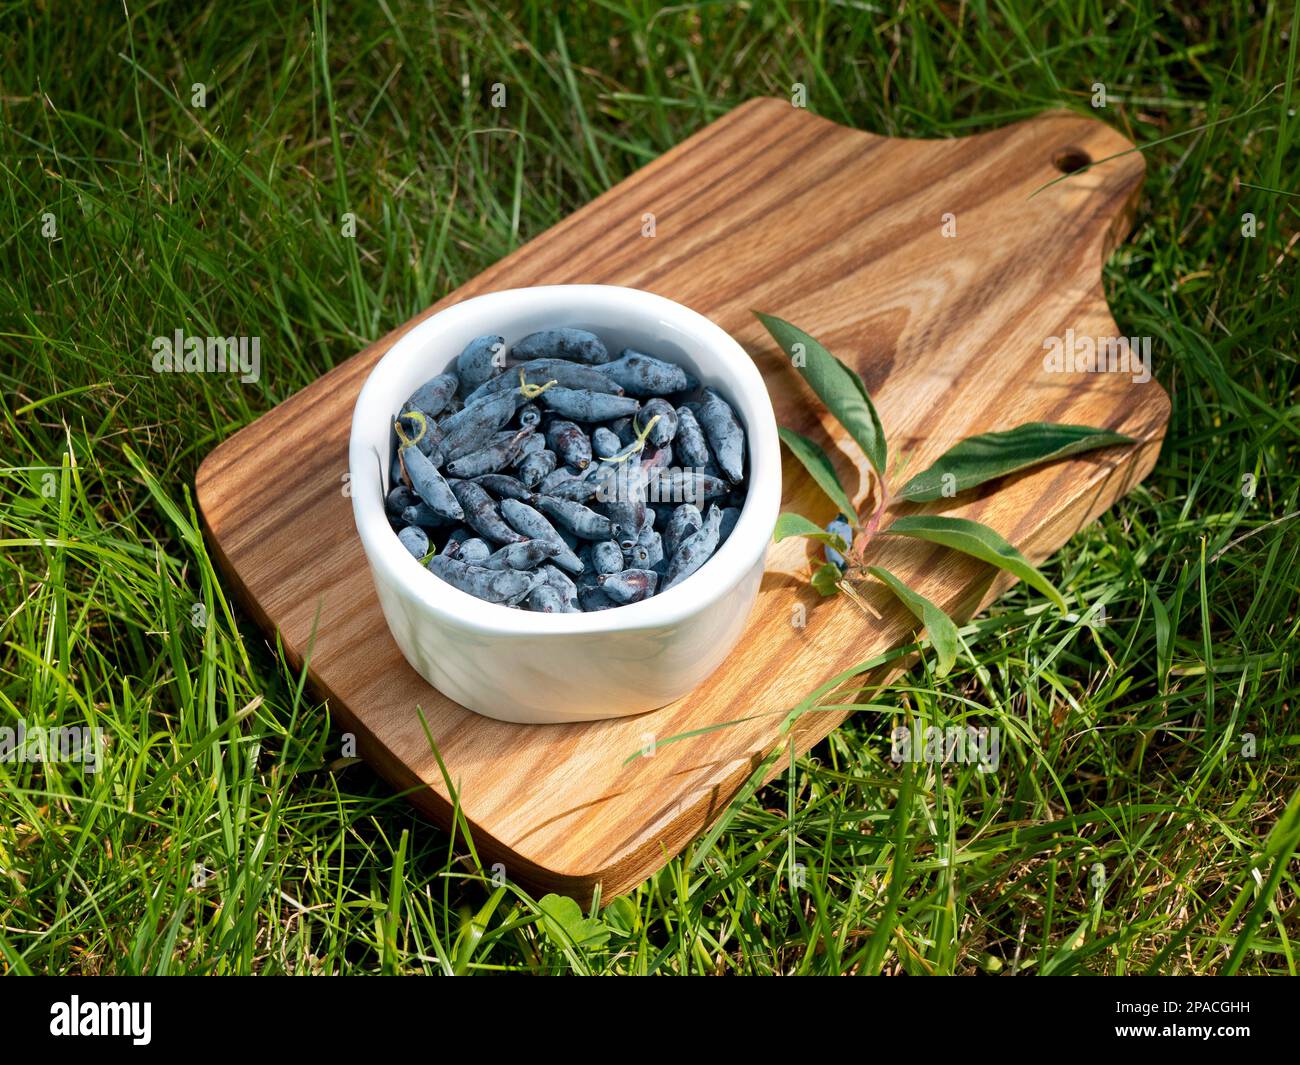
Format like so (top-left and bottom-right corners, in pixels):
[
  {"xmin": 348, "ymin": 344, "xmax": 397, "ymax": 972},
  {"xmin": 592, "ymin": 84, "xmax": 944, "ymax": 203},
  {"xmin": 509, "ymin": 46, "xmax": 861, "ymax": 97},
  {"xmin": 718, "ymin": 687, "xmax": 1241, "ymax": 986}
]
[{"xmin": 385, "ymin": 328, "xmax": 749, "ymax": 611}]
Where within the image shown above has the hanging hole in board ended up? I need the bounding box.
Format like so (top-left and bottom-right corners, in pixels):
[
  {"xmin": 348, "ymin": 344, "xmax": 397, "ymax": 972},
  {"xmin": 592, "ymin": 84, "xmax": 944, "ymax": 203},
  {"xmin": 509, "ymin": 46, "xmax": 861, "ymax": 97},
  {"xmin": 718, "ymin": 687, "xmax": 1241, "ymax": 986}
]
[{"xmin": 1052, "ymin": 147, "xmax": 1092, "ymax": 174}]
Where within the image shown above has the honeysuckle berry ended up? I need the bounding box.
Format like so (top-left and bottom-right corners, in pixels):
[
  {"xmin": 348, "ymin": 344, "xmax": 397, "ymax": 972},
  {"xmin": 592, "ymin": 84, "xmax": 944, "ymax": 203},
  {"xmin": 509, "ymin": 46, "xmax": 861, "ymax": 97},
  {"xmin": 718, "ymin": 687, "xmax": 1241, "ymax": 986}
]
[
  {"xmin": 532, "ymin": 494, "xmax": 614, "ymax": 540},
  {"xmin": 628, "ymin": 527, "xmax": 663, "ymax": 570},
  {"xmin": 537, "ymin": 563, "xmax": 579, "ymax": 609},
  {"xmin": 397, "ymin": 525, "xmax": 429, "ymax": 559},
  {"xmin": 525, "ymin": 582, "xmax": 572, "ymax": 613},
  {"xmin": 513, "ymin": 327, "xmax": 611, "ymax": 364},
  {"xmin": 517, "ymin": 447, "xmax": 557, "ymax": 488},
  {"xmin": 428, "ymin": 553, "xmax": 534, "ymax": 605},
  {"xmin": 473, "ymin": 473, "xmax": 535, "ymax": 501},
  {"xmin": 402, "ymin": 502, "xmax": 454, "ymax": 529},
  {"xmin": 648, "ymin": 468, "xmax": 731, "ymax": 504},
  {"xmin": 663, "ymin": 504, "xmax": 723, "ymax": 590},
  {"xmin": 457, "ymin": 537, "xmax": 492, "ymax": 565},
  {"xmin": 499, "ymin": 498, "xmax": 585, "ymax": 574},
  {"xmin": 591, "ymin": 540, "xmax": 624, "ymax": 575},
  {"xmin": 663, "ymin": 503, "xmax": 703, "ymax": 558},
  {"xmin": 591, "ymin": 426, "xmax": 621, "ymax": 460},
  {"xmin": 598, "ymin": 568, "xmax": 658, "ymax": 604},
  {"xmin": 599, "ymin": 453, "xmax": 648, "ymax": 548},
  {"xmin": 386, "ymin": 485, "xmax": 417, "ymax": 518},
  {"xmin": 825, "ymin": 514, "xmax": 853, "ymax": 569},
  {"xmin": 452, "ymin": 480, "xmax": 527, "ymax": 544},
  {"xmin": 462, "ymin": 358, "xmax": 623, "ymax": 406},
  {"xmin": 673, "ymin": 405, "xmax": 711, "ymax": 469},
  {"xmin": 545, "ymin": 420, "xmax": 592, "ymax": 469},
  {"xmin": 437, "ymin": 388, "xmax": 529, "ymax": 464},
  {"xmin": 455, "ymin": 335, "xmax": 505, "ymax": 398},
  {"xmin": 404, "ymin": 371, "xmax": 459, "ymax": 419},
  {"xmin": 541, "ymin": 387, "xmax": 640, "ymax": 422},
  {"xmin": 595, "ymin": 349, "xmax": 697, "ymax": 396},
  {"xmin": 636, "ymin": 398, "xmax": 678, "ymax": 446},
  {"xmin": 540, "ymin": 468, "xmax": 599, "ymax": 502},
  {"xmin": 399, "ymin": 444, "xmax": 465, "ymax": 521},
  {"xmin": 698, "ymin": 388, "xmax": 746, "ymax": 484},
  {"xmin": 396, "ymin": 410, "xmax": 440, "ymax": 458},
  {"xmin": 483, "ymin": 539, "xmax": 563, "ymax": 571},
  {"xmin": 445, "ymin": 426, "xmax": 535, "ymax": 478}
]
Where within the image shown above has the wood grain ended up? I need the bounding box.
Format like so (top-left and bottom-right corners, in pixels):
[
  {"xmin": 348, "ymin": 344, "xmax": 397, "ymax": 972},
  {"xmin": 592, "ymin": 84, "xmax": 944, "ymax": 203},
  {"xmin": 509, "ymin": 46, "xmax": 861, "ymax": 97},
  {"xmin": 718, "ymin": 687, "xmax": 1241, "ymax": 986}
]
[{"xmin": 196, "ymin": 98, "xmax": 1169, "ymax": 898}]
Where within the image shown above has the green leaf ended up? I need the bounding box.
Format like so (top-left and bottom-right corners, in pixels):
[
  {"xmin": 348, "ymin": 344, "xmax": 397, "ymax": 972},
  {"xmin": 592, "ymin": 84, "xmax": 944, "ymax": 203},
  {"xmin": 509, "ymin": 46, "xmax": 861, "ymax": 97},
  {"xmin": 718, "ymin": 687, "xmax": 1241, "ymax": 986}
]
[
  {"xmin": 602, "ymin": 896, "xmax": 639, "ymax": 936},
  {"xmin": 757, "ymin": 313, "xmax": 887, "ymax": 478},
  {"xmin": 452, "ymin": 885, "xmax": 508, "ymax": 975},
  {"xmin": 864, "ymin": 566, "xmax": 958, "ymax": 676},
  {"xmin": 897, "ymin": 422, "xmax": 1134, "ymax": 502},
  {"xmin": 1151, "ymin": 587, "xmax": 1171, "ymax": 690},
  {"xmin": 777, "ymin": 426, "xmax": 857, "ymax": 520},
  {"xmin": 884, "ymin": 514, "xmax": 1067, "ymax": 610},
  {"xmin": 536, "ymin": 894, "xmax": 611, "ymax": 951},
  {"xmin": 810, "ymin": 563, "xmax": 843, "ymax": 597},
  {"xmin": 774, "ymin": 511, "xmax": 850, "ymax": 553}
]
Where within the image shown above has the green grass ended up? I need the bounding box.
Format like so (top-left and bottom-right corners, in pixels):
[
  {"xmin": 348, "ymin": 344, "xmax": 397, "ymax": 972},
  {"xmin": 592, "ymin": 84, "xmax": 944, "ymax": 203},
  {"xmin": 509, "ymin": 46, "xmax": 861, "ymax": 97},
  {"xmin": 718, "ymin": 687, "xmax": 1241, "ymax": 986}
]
[{"xmin": 1, "ymin": 0, "xmax": 1297, "ymax": 974}]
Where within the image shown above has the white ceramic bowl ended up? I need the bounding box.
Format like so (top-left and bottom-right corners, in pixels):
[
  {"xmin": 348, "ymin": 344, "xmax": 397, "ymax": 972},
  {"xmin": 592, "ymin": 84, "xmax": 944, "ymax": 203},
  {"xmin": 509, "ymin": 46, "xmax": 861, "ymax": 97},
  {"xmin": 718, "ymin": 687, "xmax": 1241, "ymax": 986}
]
[{"xmin": 349, "ymin": 285, "xmax": 780, "ymax": 724}]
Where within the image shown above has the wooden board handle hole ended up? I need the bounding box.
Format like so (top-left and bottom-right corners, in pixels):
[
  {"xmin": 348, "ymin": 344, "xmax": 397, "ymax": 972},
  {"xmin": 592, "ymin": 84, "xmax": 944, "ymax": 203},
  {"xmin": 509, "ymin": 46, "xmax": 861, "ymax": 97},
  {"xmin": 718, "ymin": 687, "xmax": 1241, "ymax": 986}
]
[{"xmin": 1052, "ymin": 146, "xmax": 1092, "ymax": 173}]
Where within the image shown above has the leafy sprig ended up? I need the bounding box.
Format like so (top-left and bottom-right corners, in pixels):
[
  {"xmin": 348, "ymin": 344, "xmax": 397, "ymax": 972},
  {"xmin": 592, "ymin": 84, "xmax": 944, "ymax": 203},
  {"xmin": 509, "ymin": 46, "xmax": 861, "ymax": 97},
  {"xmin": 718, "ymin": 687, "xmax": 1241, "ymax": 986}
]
[{"xmin": 757, "ymin": 312, "xmax": 1134, "ymax": 675}]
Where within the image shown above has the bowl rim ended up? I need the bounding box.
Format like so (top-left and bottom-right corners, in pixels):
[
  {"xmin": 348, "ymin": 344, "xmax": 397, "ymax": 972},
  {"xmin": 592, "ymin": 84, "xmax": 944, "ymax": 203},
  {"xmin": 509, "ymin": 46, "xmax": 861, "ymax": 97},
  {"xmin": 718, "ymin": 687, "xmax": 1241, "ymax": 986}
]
[{"xmin": 349, "ymin": 284, "xmax": 781, "ymax": 636}]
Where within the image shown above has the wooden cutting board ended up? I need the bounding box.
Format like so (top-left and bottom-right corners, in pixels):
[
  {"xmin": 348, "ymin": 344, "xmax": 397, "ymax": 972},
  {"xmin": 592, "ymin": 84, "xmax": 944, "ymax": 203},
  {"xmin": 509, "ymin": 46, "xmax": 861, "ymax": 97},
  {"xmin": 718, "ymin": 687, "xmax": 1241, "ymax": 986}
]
[{"xmin": 196, "ymin": 98, "xmax": 1169, "ymax": 899}]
